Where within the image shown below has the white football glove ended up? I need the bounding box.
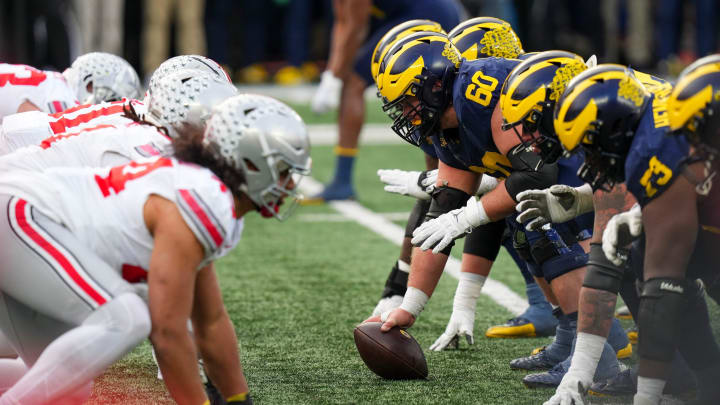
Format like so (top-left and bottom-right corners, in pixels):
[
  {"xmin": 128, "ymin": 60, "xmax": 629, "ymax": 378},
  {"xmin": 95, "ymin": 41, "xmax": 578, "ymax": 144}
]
[
  {"xmin": 476, "ymin": 175, "xmax": 499, "ymax": 195},
  {"xmin": 429, "ymin": 308, "xmax": 475, "ymax": 351},
  {"xmin": 516, "ymin": 183, "xmax": 595, "ymax": 231},
  {"xmin": 412, "ymin": 197, "xmax": 489, "ymax": 254},
  {"xmin": 372, "ymin": 294, "xmax": 403, "ymax": 317},
  {"xmin": 602, "ymin": 203, "xmax": 643, "ymax": 266},
  {"xmin": 543, "ymin": 377, "xmax": 588, "ymax": 405},
  {"xmin": 377, "ymin": 169, "xmax": 437, "ymax": 200},
  {"xmin": 311, "ymin": 70, "xmax": 342, "ymax": 114},
  {"xmin": 429, "ymin": 273, "xmax": 485, "ymax": 351}
]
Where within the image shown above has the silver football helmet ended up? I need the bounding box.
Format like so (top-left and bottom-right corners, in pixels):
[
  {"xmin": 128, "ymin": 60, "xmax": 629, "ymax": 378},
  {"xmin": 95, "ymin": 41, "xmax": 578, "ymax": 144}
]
[
  {"xmin": 204, "ymin": 94, "xmax": 312, "ymax": 220},
  {"xmin": 148, "ymin": 55, "xmax": 231, "ymax": 94},
  {"xmin": 63, "ymin": 52, "xmax": 142, "ymax": 104},
  {"xmin": 144, "ymin": 69, "xmax": 238, "ymax": 138}
]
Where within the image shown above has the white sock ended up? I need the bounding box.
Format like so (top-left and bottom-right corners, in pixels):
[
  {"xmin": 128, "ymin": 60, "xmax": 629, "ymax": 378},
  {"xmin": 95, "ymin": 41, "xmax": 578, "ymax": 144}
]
[
  {"xmin": 634, "ymin": 376, "xmax": 666, "ymax": 405},
  {"xmin": 568, "ymin": 332, "xmax": 606, "ymax": 383},
  {"xmin": 397, "ymin": 260, "xmax": 410, "ymax": 273}
]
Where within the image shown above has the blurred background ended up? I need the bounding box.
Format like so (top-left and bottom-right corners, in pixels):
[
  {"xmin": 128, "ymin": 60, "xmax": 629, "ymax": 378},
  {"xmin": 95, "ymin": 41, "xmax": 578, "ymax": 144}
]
[{"xmin": 1, "ymin": 0, "xmax": 719, "ymax": 84}]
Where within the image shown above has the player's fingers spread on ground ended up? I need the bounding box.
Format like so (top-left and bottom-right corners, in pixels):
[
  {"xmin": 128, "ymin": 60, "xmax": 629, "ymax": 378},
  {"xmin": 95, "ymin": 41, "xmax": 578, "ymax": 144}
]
[{"xmin": 429, "ymin": 333, "xmax": 453, "ymax": 351}]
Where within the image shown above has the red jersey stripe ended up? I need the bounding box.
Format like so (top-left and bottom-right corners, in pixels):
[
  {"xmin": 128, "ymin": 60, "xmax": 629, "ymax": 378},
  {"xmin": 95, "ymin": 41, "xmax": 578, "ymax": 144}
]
[
  {"xmin": 14, "ymin": 199, "xmax": 108, "ymax": 306},
  {"xmin": 49, "ymin": 103, "xmax": 125, "ymax": 134},
  {"xmin": 178, "ymin": 189, "xmax": 224, "ymax": 247}
]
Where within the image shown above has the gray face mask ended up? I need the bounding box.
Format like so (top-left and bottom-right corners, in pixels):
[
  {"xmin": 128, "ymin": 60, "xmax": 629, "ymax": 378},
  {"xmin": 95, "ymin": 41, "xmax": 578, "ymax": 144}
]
[{"xmin": 203, "ymin": 94, "xmax": 312, "ymax": 221}]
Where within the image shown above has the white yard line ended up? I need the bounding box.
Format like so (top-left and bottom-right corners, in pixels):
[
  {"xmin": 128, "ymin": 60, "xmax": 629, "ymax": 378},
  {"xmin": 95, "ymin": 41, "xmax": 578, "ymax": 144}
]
[{"xmin": 300, "ymin": 177, "xmax": 528, "ymax": 316}]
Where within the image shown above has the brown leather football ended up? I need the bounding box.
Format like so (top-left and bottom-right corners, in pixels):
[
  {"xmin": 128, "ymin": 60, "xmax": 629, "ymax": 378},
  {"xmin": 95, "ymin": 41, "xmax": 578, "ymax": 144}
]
[{"xmin": 353, "ymin": 322, "xmax": 428, "ymax": 379}]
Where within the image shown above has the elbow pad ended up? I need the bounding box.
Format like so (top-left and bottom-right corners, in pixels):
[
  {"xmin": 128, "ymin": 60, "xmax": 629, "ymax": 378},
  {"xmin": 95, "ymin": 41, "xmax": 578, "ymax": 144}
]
[{"xmin": 504, "ymin": 145, "xmax": 559, "ymax": 201}]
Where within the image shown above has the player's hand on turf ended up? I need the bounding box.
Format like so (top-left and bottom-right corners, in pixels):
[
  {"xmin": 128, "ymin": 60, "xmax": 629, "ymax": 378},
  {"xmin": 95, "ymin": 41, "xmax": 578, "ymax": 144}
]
[
  {"xmin": 379, "ymin": 308, "xmax": 415, "ymax": 331},
  {"xmin": 602, "ymin": 203, "xmax": 642, "ymax": 266},
  {"xmin": 516, "ymin": 184, "xmax": 591, "ymax": 231},
  {"xmin": 377, "ymin": 169, "xmax": 436, "ymax": 200},
  {"xmin": 311, "ymin": 71, "xmax": 342, "ymax": 114},
  {"xmin": 544, "ymin": 376, "xmax": 588, "ymax": 405},
  {"xmin": 429, "ymin": 308, "xmax": 474, "ymax": 351}
]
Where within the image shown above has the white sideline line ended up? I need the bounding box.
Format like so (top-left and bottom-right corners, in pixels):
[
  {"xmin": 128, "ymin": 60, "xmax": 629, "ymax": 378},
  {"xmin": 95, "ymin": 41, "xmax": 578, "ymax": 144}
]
[{"xmin": 299, "ymin": 178, "xmax": 528, "ymax": 316}]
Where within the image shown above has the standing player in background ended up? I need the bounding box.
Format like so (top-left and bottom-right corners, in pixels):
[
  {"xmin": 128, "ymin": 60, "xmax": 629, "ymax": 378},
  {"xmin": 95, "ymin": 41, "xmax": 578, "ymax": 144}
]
[{"xmin": 306, "ymin": 0, "xmax": 464, "ymax": 203}]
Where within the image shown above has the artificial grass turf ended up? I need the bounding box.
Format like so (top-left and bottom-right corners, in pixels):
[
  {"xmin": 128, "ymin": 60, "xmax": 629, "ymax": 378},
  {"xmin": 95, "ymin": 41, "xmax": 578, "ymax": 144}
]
[{"xmin": 87, "ymin": 143, "xmax": 720, "ymax": 404}]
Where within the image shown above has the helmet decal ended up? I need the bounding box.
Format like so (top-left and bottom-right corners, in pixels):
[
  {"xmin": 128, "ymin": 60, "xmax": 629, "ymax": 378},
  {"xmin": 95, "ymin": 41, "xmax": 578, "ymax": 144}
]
[
  {"xmin": 548, "ymin": 60, "xmax": 586, "ymax": 102},
  {"xmin": 479, "ymin": 25, "xmax": 524, "ymax": 59},
  {"xmin": 618, "ymin": 75, "xmax": 647, "ymax": 107}
]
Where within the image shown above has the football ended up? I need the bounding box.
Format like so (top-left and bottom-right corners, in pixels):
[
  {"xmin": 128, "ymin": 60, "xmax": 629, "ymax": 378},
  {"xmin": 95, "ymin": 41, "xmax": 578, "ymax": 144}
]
[{"xmin": 353, "ymin": 322, "xmax": 428, "ymax": 380}]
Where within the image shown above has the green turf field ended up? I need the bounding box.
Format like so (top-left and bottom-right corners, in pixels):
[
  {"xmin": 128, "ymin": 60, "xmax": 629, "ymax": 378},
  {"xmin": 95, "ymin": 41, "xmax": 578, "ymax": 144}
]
[{"xmin": 88, "ymin": 119, "xmax": 720, "ymax": 404}]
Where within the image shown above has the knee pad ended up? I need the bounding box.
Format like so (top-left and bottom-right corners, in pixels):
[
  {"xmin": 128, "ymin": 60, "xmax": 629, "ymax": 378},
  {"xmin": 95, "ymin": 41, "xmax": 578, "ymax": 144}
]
[
  {"xmin": 423, "ymin": 186, "xmax": 472, "ymax": 255},
  {"xmin": 86, "ymin": 293, "xmax": 151, "ymax": 344},
  {"xmin": 540, "ymin": 243, "xmax": 588, "ymax": 282},
  {"xmin": 583, "ymin": 244, "xmax": 626, "ymax": 293},
  {"xmin": 380, "ymin": 262, "xmax": 408, "ymax": 299},
  {"xmin": 404, "ymin": 199, "xmax": 431, "ymax": 239},
  {"xmin": 462, "ymin": 219, "xmax": 505, "ymax": 261},
  {"xmin": 637, "ymin": 278, "xmax": 688, "ymax": 363}
]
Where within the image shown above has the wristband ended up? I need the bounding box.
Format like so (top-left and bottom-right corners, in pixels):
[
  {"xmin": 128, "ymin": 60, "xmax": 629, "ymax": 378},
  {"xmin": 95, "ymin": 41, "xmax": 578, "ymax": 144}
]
[{"xmin": 399, "ymin": 287, "xmax": 429, "ymax": 318}]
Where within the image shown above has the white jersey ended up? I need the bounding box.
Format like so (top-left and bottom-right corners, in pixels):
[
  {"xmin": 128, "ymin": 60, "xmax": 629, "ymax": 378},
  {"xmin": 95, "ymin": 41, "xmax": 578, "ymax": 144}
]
[
  {"xmin": 0, "ymin": 98, "xmax": 146, "ymax": 155},
  {"xmin": 0, "ymin": 63, "xmax": 78, "ymax": 121},
  {"xmin": 0, "ymin": 157, "xmax": 244, "ymax": 281},
  {"xmin": 0, "ymin": 122, "xmax": 172, "ymax": 173}
]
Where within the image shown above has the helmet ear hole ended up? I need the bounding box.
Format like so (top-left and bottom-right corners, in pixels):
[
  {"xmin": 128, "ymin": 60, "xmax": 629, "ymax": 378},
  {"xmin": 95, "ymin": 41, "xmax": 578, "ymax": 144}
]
[
  {"xmin": 244, "ymin": 158, "xmax": 260, "ymax": 172},
  {"xmin": 86, "ymin": 82, "xmax": 93, "ymax": 93}
]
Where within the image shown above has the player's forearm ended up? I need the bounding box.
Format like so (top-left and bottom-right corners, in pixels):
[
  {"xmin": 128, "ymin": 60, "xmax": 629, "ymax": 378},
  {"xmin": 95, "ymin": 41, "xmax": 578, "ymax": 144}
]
[
  {"xmin": 577, "ymin": 286, "xmax": 617, "ymax": 337},
  {"xmin": 151, "ymin": 327, "xmax": 207, "ymax": 404},
  {"xmin": 196, "ymin": 311, "xmax": 248, "ymax": 398},
  {"xmin": 407, "ymin": 247, "xmax": 450, "ymax": 297},
  {"xmin": 481, "ymin": 180, "xmax": 518, "ymax": 221},
  {"xmin": 591, "ymin": 184, "xmax": 636, "ymax": 243}
]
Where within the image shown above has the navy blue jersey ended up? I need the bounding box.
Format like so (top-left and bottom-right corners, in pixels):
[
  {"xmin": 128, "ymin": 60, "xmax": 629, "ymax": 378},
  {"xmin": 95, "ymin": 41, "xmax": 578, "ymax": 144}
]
[
  {"xmin": 625, "ymin": 95, "xmax": 689, "ymax": 207},
  {"xmin": 427, "ymin": 57, "xmax": 519, "ymax": 177}
]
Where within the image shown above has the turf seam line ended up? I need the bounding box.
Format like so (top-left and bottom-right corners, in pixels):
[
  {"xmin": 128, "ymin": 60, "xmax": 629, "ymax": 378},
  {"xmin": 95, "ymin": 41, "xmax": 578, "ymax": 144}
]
[{"xmin": 300, "ymin": 177, "xmax": 528, "ymax": 316}]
